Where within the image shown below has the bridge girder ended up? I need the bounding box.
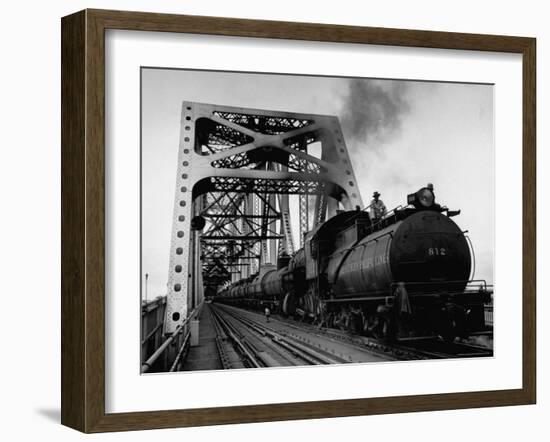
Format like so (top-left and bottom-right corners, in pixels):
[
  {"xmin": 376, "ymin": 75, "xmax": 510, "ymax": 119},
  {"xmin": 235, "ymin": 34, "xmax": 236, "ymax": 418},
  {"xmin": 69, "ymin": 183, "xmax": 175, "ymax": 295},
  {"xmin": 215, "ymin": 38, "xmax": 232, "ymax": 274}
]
[{"xmin": 163, "ymin": 102, "xmax": 363, "ymax": 334}]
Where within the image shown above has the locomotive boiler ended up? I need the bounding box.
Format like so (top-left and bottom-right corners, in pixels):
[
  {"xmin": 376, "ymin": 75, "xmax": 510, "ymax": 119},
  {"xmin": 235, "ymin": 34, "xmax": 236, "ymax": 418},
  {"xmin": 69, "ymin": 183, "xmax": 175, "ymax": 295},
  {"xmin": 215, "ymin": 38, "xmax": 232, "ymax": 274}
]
[{"xmin": 215, "ymin": 186, "xmax": 492, "ymax": 341}]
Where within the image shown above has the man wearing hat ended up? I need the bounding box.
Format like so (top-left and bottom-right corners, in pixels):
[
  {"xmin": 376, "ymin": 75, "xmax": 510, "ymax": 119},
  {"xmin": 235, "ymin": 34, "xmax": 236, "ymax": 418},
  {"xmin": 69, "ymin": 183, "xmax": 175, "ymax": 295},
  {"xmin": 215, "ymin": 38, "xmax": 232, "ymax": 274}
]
[{"xmin": 370, "ymin": 191, "xmax": 387, "ymax": 221}]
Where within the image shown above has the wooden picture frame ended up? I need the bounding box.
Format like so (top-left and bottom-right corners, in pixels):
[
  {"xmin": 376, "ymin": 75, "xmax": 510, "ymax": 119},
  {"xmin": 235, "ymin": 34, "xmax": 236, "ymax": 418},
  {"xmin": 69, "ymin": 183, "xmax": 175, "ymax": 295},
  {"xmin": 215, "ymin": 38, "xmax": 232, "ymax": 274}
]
[{"xmin": 61, "ymin": 8, "xmax": 536, "ymax": 433}]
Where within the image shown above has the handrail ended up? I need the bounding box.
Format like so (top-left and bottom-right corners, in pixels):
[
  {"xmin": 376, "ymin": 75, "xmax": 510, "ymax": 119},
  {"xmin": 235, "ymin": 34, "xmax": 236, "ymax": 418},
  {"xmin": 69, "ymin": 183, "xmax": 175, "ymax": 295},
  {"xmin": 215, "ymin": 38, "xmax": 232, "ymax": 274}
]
[
  {"xmin": 324, "ymin": 279, "xmax": 492, "ymax": 302},
  {"xmin": 169, "ymin": 329, "xmax": 191, "ymax": 372},
  {"xmin": 141, "ymin": 296, "xmax": 166, "ymax": 314},
  {"xmin": 141, "ymin": 325, "xmax": 183, "ymax": 373},
  {"xmin": 141, "ymin": 301, "xmax": 204, "ymax": 373},
  {"xmin": 140, "ymin": 322, "xmax": 164, "ymax": 346},
  {"xmin": 464, "ymin": 234, "xmax": 476, "ymax": 281},
  {"xmin": 338, "ymin": 203, "xmax": 405, "ymax": 241},
  {"xmin": 389, "ymin": 279, "xmax": 488, "ymax": 290}
]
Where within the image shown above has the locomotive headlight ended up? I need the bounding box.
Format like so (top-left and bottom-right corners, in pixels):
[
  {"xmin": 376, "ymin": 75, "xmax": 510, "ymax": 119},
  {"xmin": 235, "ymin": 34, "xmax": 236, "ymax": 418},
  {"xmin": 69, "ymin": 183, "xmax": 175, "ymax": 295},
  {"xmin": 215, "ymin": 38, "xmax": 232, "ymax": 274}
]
[{"xmin": 417, "ymin": 188, "xmax": 435, "ymax": 207}]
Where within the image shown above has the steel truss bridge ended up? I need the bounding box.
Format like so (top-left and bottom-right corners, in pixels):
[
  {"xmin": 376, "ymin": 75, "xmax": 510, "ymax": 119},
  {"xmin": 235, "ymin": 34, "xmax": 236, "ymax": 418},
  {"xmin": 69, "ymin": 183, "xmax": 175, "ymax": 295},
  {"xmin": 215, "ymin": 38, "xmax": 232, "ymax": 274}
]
[{"xmin": 162, "ymin": 102, "xmax": 363, "ymax": 335}]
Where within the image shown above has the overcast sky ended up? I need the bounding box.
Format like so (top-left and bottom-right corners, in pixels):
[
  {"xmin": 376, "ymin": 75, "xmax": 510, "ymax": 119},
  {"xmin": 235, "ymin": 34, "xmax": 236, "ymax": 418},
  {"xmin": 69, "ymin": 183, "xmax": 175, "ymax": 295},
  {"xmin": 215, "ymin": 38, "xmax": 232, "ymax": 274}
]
[{"xmin": 142, "ymin": 68, "xmax": 494, "ymax": 300}]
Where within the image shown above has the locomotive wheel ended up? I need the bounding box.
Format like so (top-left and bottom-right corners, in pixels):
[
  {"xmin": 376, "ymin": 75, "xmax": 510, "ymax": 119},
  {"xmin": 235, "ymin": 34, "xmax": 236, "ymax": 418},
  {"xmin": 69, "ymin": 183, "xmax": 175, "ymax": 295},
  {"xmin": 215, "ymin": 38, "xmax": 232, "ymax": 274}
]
[
  {"xmin": 282, "ymin": 293, "xmax": 290, "ymax": 316},
  {"xmin": 368, "ymin": 310, "xmax": 395, "ymax": 341},
  {"xmin": 378, "ymin": 318, "xmax": 397, "ymax": 341},
  {"xmin": 325, "ymin": 311, "xmax": 335, "ymax": 328},
  {"xmin": 348, "ymin": 311, "xmax": 364, "ymax": 334},
  {"xmin": 439, "ymin": 319, "xmax": 458, "ymax": 343},
  {"xmin": 334, "ymin": 310, "xmax": 349, "ymax": 331},
  {"xmin": 436, "ymin": 303, "xmax": 468, "ymax": 342}
]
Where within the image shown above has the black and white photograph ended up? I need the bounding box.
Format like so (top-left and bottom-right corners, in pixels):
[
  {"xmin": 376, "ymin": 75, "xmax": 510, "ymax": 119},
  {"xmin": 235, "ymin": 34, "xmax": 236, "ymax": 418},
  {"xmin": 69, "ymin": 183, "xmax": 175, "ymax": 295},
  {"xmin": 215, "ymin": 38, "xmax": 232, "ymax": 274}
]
[
  {"xmin": 140, "ymin": 67, "xmax": 495, "ymax": 374},
  {"xmin": 1, "ymin": 0, "xmax": 545, "ymax": 437}
]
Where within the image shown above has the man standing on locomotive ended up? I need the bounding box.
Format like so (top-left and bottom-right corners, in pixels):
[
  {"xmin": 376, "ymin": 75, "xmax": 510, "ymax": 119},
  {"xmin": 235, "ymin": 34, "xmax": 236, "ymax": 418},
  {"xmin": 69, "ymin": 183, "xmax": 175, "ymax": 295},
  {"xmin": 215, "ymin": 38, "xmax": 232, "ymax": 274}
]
[{"xmin": 370, "ymin": 191, "xmax": 387, "ymax": 221}]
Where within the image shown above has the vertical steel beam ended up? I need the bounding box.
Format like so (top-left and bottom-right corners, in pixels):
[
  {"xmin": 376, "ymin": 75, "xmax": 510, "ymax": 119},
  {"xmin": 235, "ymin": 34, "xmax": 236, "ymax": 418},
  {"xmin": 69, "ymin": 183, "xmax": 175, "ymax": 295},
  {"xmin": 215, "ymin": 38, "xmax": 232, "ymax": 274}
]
[
  {"xmin": 299, "ymin": 194, "xmax": 308, "ymax": 247},
  {"xmin": 268, "ymin": 191, "xmax": 277, "ymax": 265},
  {"xmin": 164, "ymin": 103, "xmax": 195, "ymax": 334}
]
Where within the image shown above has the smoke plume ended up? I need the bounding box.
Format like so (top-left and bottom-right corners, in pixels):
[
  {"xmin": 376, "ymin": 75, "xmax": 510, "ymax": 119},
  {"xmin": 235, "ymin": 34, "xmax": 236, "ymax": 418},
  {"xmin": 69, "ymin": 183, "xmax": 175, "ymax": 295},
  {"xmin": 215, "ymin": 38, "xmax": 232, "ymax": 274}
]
[{"xmin": 340, "ymin": 79, "xmax": 410, "ymax": 150}]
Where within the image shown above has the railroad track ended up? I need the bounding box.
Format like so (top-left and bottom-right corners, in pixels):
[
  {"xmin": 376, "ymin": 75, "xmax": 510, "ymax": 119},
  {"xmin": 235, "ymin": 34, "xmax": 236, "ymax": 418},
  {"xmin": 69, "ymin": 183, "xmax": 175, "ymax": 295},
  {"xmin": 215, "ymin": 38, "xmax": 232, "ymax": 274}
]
[
  {"xmin": 210, "ymin": 304, "xmax": 264, "ymax": 368},
  {"xmin": 210, "ymin": 304, "xmax": 347, "ymax": 368},
  {"xmin": 208, "ymin": 304, "xmax": 247, "ymax": 369},
  {"xmin": 280, "ymin": 317, "xmax": 493, "ymax": 361},
  {"xmin": 391, "ymin": 338, "xmax": 493, "ymax": 359},
  {"xmin": 286, "ymin": 317, "xmax": 493, "ymax": 360},
  {"xmin": 214, "ymin": 304, "xmax": 395, "ymax": 364},
  {"xmin": 215, "ymin": 303, "xmax": 493, "ymax": 362}
]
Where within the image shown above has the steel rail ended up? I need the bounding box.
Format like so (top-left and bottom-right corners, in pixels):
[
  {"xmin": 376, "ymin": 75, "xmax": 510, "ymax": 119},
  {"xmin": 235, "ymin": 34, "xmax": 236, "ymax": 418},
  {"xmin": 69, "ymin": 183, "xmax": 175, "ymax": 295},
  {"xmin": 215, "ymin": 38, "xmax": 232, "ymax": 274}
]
[
  {"xmin": 268, "ymin": 308, "xmax": 492, "ymax": 361},
  {"xmin": 218, "ymin": 302, "xmax": 494, "ymax": 363},
  {"xmin": 210, "ymin": 306, "xmax": 263, "ymax": 368},
  {"xmin": 209, "ymin": 308, "xmax": 234, "ymax": 369},
  {"xmin": 390, "ymin": 340, "xmax": 493, "ymax": 360},
  {"xmin": 215, "ymin": 305, "xmax": 343, "ymax": 365},
  {"xmin": 212, "ymin": 305, "xmax": 295, "ymax": 366},
  {"xmin": 229, "ymin": 307, "xmax": 422, "ymax": 362}
]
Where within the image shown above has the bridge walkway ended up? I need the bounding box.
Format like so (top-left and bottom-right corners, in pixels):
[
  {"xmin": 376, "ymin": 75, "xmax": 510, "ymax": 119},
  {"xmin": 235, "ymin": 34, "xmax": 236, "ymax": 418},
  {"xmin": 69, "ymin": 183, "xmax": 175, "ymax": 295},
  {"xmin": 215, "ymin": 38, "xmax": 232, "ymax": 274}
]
[{"xmin": 181, "ymin": 303, "xmax": 222, "ymax": 371}]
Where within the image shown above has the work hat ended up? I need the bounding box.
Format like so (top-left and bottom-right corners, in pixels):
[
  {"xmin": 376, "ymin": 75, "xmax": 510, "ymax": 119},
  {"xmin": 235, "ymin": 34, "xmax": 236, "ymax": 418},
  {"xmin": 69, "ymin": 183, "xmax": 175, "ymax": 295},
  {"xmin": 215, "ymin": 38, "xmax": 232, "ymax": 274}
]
[{"xmin": 373, "ymin": 191, "xmax": 381, "ymax": 197}]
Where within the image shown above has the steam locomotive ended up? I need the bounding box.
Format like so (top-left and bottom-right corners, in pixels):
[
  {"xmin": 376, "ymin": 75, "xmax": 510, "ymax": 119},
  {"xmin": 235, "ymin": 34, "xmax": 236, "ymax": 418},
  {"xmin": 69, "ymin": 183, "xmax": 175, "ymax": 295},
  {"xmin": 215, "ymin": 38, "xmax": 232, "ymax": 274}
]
[{"xmin": 214, "ymin": 187, "xmax": 492, "ymax": 341}]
